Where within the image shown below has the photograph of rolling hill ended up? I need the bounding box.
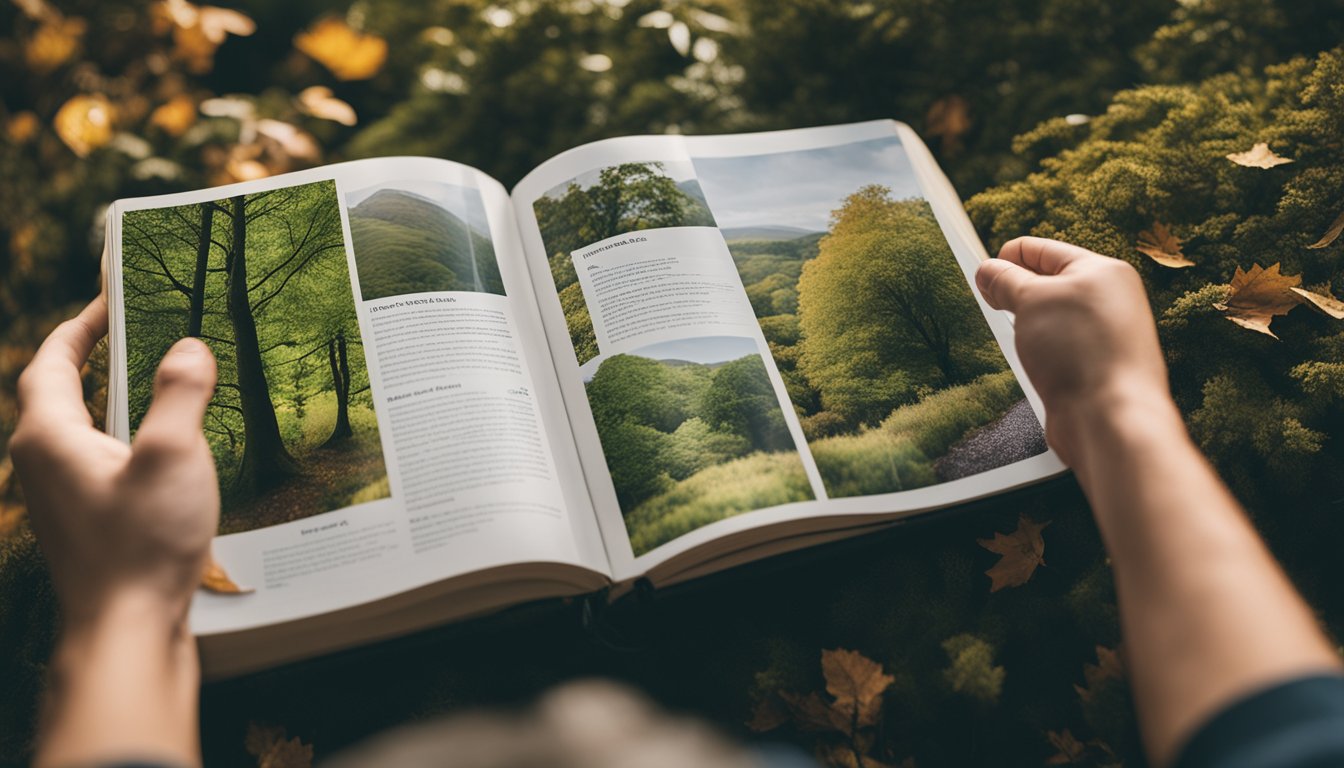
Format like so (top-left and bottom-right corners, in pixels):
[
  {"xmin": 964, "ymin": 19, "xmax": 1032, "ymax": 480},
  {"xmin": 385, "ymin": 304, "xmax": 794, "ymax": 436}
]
[
  {"xmin": 533, "ymin": 160, "xmax": 717, "ymax": 364},
  {"xmin": 692, "ymin": 137, "xmax": 1047, "ymax": 498},
  {"xmin": 583, "ymin": 336, "xmax": 813, "ymax": 555},
  {"xmin": 346, "ymin": 180, "xmax": 504, "ymax": 300}
]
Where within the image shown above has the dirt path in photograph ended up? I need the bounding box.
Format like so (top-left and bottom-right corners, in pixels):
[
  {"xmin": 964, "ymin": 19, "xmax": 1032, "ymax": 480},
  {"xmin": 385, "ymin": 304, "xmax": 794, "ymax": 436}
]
[
  {"xmin": 933, "ymin": 399, "xmax": 1048, "ymax": 482},
  {"xmin": 220, "ymin": 446, "xmax": 385, "ymax": 534}
]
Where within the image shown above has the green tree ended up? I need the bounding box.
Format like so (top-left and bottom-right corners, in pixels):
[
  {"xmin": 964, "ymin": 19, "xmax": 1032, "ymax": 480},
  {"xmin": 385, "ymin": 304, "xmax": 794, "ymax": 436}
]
[{"xmin": 700, "ymin": 355, "xmax": 793, "ymax": 453}]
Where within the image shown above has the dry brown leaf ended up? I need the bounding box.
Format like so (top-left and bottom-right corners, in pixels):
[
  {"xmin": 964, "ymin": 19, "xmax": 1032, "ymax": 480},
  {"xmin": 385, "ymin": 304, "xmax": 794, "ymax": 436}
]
[
  {"xmin": 294, "ymin": 18, "xmax": 387, "ymax": 81},
  {"xmin": 1290, "ymin": 286, "xmax": 1344, "ymax": 320},
  {"xmin": 1046, "ymin": 729, "xmax": 1087, "ymax": 765},
  {"xmin": 246, "ymin": 723, "xmax": 312, "ymax": 768},
  {"xmin": 1226, "ymin": 142, "xmax": 1294, "ymax": 169},
  {"xmin": 1213, "ymin": 263, "xmax": 1303, "ymax": 339},
  {"xmin": 746, "ymin": 695, "xmax": 790, "ymax": 733},
  {"xmin": 53, "ymin": 95, "xmax": 115, "ymax": 157},
  {"xmin": 1136, "ymin": 221, "xmax": 1194, "ymax": 268},
  {"xmin": 201, "ymin": 552, "xmax": 253, "ymax": 594},
  {"xmin": 149, "ymin": 94, "xmax": 198, "ymax": 136},
  {"xmin": 1074, "ymin": 645, "xmax": 1124, "ymax": 703},
  {"xmin": 297, "ymin": 86, "xmax": 357, "ymax": 126},
  {"xmin": 823, "ymin": 648, "xmax": 894, "ymax": 730},
  {"xmin": 977, "ymin": 515, "xmax": 1048, "ymax": 592},
  {"xmin": 779, "ymin": 690, "xmax": 846, "ymax": 733},
  {"xmin": 1307, "ymin": 210, "xmax": 1344, "ymax": 250}
]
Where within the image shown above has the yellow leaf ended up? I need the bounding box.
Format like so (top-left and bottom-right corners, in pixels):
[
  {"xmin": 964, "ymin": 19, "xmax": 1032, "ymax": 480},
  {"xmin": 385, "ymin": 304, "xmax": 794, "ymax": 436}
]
[
  {"xmin": 25, "ymin": 16, "xmax": 86, "ymax": 74},
  {"xmin": 149, "ymin": 94, "xmax": 198, "ymax": 137},
  {"xmin": 1136, "ymin": 221, "xmax": 1194, "ymax": 268},
  {"xmin": 1213, "ymin": 263, "xmax": 1303, "ymax": 339},
  {"xmin": 294, "ymin": 18, "xmax": 387, "ymax": 81},
  {"xmin": 977, "ymin": 514, "xmax": 1048, "ymax": 592},
  {"xmin": 53, "ymin": 95, "xmax": 115, "ymax": 157},
  {"xmin": 1290, "ymin": 286, "xmax": 1344, "ymax": 320},
  {"xmin": 822, "ymin": 648, "xmax": 894, "ymax": 730},
  {"xmin": 297, "ymin": 86, "xmax": 357, "ymax": 126},
  {"xmin": 201, "ymin": 552, "xmax": 253, "ymax": 594},
  {"xmin": 1226, "ymin": 142, "xmax": 1294, "ymax": 169},
  {"xmin": 1306, "ymin": 210, "xmax": 1344, "ymax": 250}
]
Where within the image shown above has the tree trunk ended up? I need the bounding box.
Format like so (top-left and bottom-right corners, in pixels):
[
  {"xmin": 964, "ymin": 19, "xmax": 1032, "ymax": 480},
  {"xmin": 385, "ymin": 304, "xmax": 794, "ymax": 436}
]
[
  {"xmin": 186, "ymin": 203, "xmax": 213, "ymax": 337},
  {"xmin": 227, "ymin": 194, "xmax": 300, "ymax": 497},
  {"xmin": 322, "ymin": 331, "xmax": 353, "ymax": 447}
]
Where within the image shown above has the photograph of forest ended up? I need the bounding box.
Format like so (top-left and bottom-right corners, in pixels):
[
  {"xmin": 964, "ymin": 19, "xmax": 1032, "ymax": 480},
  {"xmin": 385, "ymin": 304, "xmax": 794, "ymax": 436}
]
[
  {"xmin": 692, "ymin": 138, "xmax": 1047, "ymax": 497},
  {"xmin": 346, "ymin": 180, "xmax": 504, "ymax": 301},
  {"xmin": 583, "ymin": 336, "xmax": 812, "ymax": 555},
  {"xmin": 121, "ymin": 180, "xmax": 390, "ymax": 534},
  {"xmin": 532, "ymin": 161, "xmax": 717, "ymax": 363}
]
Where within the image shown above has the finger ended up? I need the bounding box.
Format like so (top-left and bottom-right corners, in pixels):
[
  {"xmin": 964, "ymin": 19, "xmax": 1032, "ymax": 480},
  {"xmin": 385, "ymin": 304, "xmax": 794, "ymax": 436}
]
[
  {"xmin": 998, "ymin": 236, "xmax": 1097, "ymax": 276},
  {"xmin": 15, "ymin": 295, "xmax": 109, "ymax": 425},
  {"xmin": 975, "ymin": 259, "xmax": 1036, "ymax": 312},
  {"xmin": 132, "ymin": 338, "xmax": 218, "ymax": 465}
]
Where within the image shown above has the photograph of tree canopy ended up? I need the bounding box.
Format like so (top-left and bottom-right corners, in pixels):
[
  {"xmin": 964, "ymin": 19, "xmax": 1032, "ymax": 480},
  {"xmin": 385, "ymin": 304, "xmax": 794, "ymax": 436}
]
[
  {"xmin": 346, "ymin": 180, "xmax": 504, "ymax": 301},
  {"xmin": 533, "ymin": 161, "xmax": 717, "ymax": 363},
  {"xmin": 692, "ymin": 138, "xmax": 1047, "ymax": 497},
  {"xmin": 121, "ymin": 180, "xmax": 390, "ymax": 534},
  {"xmin": 583, "ymin": 336, "xmax": 812, "ymax": 555}
]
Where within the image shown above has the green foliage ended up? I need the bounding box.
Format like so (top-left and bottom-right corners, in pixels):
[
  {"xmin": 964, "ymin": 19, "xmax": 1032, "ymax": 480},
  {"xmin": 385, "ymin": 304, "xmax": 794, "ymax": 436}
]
[
  {"xmin": 664, "ymin": 417, "xmax": 750, "ymax": 480},
  {"xmin": 941, "ymin": 634, "xmax": 1005, "ymax": 706},
  {"xmin": 699, "ymin": 355, "xmax": 793, "ymax": 453}
]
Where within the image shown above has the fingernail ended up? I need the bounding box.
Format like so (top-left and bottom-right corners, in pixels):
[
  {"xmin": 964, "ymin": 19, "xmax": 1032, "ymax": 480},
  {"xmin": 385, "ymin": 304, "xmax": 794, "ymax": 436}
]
[{"xmin": 171, "ymin": 337, "xmax": 207, "ymax": 355}]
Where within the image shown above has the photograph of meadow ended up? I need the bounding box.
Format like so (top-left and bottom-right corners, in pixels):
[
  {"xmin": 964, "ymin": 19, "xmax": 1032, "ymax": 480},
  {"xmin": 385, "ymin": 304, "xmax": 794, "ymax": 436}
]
[
  {"xmin": 121, "ymin": 179, "xmax": 390, "ymax": 534},
  {"xmin": 346, "ymin": 180, "xmax": 504, "ymax": 300},
  {"xmin": 582, "ymin": 336, "xmax": 812, "ymax": 555},
  {"xmin": 691, "ymin": 137, "xmax": 1047, "ymax": 497},
  {"xmin": 532, "ymin": 160, "xmax": 717, "ymax": 363}
]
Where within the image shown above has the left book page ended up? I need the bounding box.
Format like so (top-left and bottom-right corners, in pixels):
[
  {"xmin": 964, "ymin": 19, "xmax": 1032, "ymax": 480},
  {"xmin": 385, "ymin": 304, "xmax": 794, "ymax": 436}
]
[{"xmin": 104, "ymin": 158, "xmax": 609, "ymax": 640}]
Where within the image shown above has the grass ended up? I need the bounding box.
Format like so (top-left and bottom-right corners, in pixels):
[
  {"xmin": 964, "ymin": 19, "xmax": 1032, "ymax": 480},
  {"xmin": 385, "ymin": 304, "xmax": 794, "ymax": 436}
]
[
  {"xmin": 625, "ymin": 451, "xmax": 813, "ymax": 555},
  {"xmin": 810, "ymin": 371, "xmax": 1024, "ymax": 498}
]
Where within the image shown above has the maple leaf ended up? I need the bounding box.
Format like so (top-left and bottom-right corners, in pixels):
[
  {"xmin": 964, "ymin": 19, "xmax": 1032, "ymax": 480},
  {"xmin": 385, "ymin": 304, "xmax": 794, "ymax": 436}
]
[
  {"xmin": 1136, "ymin": 221, "xmax": 1194, "ymax": 268},
  {"xmin": 53, "ymin": 94, "xmax": 115, "ymax": 157},
  {"xmin": 1213, "ymin": 263, "xmax": 1303, "ymax": 339},
  {"xmin": 201, "ymin": 552, "xmax": 254, "ymax": 594},
  {"xmin": 780, "ymin": 690, "xmax": 847, "ymax": 733},
  {"xmin": 246, "ymin": 723, "xmax": 312, "ymax": 768},
  {"xmin": 977, "ymin": 515, "xmax": 1049, "ymax": 592},
  {"xmin": 1045, "ymin": 729, "xmax": 1087, "ymax": 765},
  {"xmin": 1290, "ymin": 286, "xmax": 1344, "ymax": 320},
  {"xmin": 1074, "ymin": 645, "xmax": 1124, "ymax": 703},
  {"xmin": 294, "ymin": 18, "xmax": 388, "ymax": 81},
  {"xmin": 1225, "ymin": 142, "xmax": 1294, "ymax": 169},
  {"xmin": 1306, "ymin": 210, "xmax": 1344, "ymax": 250},
  {"xmin": 823, "ymin": 648, "xmax": 895, "ymax": 731},
  {"xmin": 746, "ymin": 695, "xmax": 790, "ymax": 733}
]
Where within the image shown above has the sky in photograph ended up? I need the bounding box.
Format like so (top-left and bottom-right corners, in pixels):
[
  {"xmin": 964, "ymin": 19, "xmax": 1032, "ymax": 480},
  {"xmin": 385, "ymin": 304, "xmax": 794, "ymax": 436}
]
[
  {"xmin": 691, "ymin": 136, "xmax": 921, "ymax": 232},
  {"xmin": 345, "ymin": 179, "xmax": 491, "ymax": 235},
  {"xmin": 543, "ymin": 159, "xmax": 700, "ymax": 200}
]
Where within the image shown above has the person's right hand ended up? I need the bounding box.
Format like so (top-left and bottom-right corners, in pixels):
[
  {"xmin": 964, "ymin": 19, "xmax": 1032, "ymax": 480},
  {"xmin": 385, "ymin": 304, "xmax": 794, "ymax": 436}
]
[{"xmin": 974, "ymin": 236, "xmax": 1180, "ymax": 465}]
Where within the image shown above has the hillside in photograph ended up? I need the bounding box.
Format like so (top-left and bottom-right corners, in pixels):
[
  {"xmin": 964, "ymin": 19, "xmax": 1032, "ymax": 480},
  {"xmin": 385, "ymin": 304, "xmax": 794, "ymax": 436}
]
[{"xmin": 349, "ymin": 187, "xmax": 504, "ymax": 300}]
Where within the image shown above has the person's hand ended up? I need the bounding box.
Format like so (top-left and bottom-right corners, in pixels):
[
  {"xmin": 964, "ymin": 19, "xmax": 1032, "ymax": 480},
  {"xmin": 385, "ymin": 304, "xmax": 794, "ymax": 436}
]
[{"xmin": 975, "ymin": 237, "xmax": 1180, "ymax": 465}]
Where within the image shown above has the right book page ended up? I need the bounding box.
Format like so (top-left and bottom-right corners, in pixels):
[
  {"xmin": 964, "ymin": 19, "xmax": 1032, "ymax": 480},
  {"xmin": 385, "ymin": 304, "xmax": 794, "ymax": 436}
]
[{"xmin": 512, "ymin": 121, "xmax": 1066, "ymax": 583}]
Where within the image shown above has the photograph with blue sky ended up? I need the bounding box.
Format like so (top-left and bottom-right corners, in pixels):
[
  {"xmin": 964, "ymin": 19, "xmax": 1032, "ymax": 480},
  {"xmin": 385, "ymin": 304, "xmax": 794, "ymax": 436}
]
[{"xmin": 345, "ymin": 179, "xmax": 504, "ymax": 300}]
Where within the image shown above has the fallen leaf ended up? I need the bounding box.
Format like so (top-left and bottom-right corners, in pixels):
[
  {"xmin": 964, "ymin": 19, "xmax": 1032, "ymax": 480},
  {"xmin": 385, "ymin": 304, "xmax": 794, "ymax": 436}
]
[
  {"xmin": 1290, "ymin": 286, "xmax": 1344, "ymax": 320},
  {"xmin": 779, "ymin": 690, "xmax": 846, "ymax": 733},
  {"xmin": 294, "ymin": 17, "xmax": 387, "ymax": 80},
  {"xmin": 149, "ymin": 94, "xmax": 198, "ymax": 136},
  {"xmin": 53, "ymin": 95, "xmax": 115, "ymax": 157},
  {"xmin": 1213, "ymin": 263, "xmax": 1303, "ymax": 339},
  {"xmin": 746, "ymin": 695, "xmax": 789, "ymax": 733},
  {"xmin": 925, "ymin": 95, "xmax": 971, "ymax": 155},
  {"xmin": 823, "ymin": 648, "xmax": 895, "ymax": 730},
  {"xmin": 1074, "ymin": 645, "xmax": 1124, "ymax": 703},
  {"xmin": 297, "ymin": 86, "xmax": 357, "ymax": 126},
  {"xmin": 201, "ymin": 552, "xmax": 253, "ymax": 594},
  {"xmin": 1226, "ymin": 142, "xmax": 1294, "ymax": 169},
  {"xmin": 1046, "ymin": 729, "xmax": 1086, "ymax": 765},
  {"xmin": 1136, "ymin": 221, "xmax": 1194, "ymax": 268},
  {"xmin": 977, "ymin": 515, "xmax": 1049, "ymax": 592},
  {"xmin": 246, "ymin": 723, "xmax": 312, "ymax": 768},
  {"xmin": 1306, "ymin": 210, "xmax": 1344, "ymax": 250}
]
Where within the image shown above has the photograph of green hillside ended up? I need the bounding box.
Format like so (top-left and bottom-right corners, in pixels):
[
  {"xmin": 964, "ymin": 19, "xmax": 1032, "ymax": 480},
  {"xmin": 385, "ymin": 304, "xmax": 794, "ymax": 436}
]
[
  {"xmin": 346, "ymin": 180, "xmax": 503, "ymax": 300},
  {"xmin": 121, "ymin": 180, "xmax": 390, "ymax": 534},
  {"xmin": 692, "ymin": 137, "xmax": 1047, "ymax": 497},
  {"xmin": 533, "ymin": 161, "xmax": 717, "ymax": 363},
  {"xmin": 583, "ymin": 336, "xmax": 812, "ymax": 555}
]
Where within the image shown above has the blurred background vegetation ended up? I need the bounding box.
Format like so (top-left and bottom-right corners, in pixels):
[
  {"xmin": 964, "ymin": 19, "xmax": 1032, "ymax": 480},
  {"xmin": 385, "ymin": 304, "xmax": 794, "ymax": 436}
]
[{"xmin": 3, "ymin": 0, "xmax": 1344, "ymax": 765}]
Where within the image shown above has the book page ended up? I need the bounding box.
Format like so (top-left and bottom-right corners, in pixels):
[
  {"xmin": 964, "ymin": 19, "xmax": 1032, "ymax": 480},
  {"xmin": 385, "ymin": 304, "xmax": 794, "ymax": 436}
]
[
  {"xmin": 106, "ymin": 158, "xmax": 606, "ymax": 637},
  {"xmin": 511, "ymin": 122, "xmax": 1065, "ymax": 581}
]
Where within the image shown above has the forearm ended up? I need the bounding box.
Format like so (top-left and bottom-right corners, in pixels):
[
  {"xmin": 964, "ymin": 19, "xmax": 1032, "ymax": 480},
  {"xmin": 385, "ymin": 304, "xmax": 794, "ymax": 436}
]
[
  {"xmin": 37, "ymin": 592, "xmax": 200, "ymax": 768},
  {"xmin": 1067, "ymin": 389, "xmax": 1341, "ymax": 766}
]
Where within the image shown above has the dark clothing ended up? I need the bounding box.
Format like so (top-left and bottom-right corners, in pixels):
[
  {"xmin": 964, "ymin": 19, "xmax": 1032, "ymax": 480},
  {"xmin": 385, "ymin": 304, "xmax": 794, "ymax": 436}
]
[{"xmin": 1174, "ymin": 674, "xmax": 1344, "ymax": 768}]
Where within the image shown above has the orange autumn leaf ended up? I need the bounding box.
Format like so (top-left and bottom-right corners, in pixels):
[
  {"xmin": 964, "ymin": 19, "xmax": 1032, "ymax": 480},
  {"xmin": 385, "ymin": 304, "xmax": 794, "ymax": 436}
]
[
  {"xmin": 1306, "ymin": 210, "xmax": 1344, "ymax": 250},
  {"xmin": 294, "ymin": 18, "xmax": 387, "ymax": 81},
  {"xmin": 53, "ymin": 95, "xmax": 115, "ymax": 157},
  {"xmin": 822, "ymin": 648, "xmax": 894, "ymax": 730},
  {"xmin": 1213, "ymin": 263, "xmax": 1303, "ymax": 339},
  {"xmin": 1290, "ymin": 286, "xmax": 1344, "ymax": 320},
  {"xmin": 1226, "ymin": 142, "xmax": 1294, "ymax": 169},
  {"xmin": 201, "ymin": 552, "xmax": 253, "ymax": 594},
  {"xmin": 977, "ymin": 514, "xmax": 1048, "ymax": 592},
  {"xmin": 1136, "ymin": 221, "xmax": 1194, "ymax": 268},
  {"xmin": 149, "ymin": 94, "xmax": 198, "ymax": 136}
]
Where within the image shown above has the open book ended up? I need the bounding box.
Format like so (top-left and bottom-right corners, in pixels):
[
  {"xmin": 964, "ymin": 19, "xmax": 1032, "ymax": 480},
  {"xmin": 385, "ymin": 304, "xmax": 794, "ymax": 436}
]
[{"xmin": 103, "ymin": 120, "xmax": 1066, "ymax": 678}]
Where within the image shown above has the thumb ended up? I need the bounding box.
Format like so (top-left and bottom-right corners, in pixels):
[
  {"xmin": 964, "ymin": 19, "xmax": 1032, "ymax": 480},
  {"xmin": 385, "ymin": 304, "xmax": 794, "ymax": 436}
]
[
  {"xmin": 975, "ymin": 259, "xmax": 1035, "ymax": 312},
  {"xmin": 133, "ymin": 338, "xmax": 218, "ymax": 463}
]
